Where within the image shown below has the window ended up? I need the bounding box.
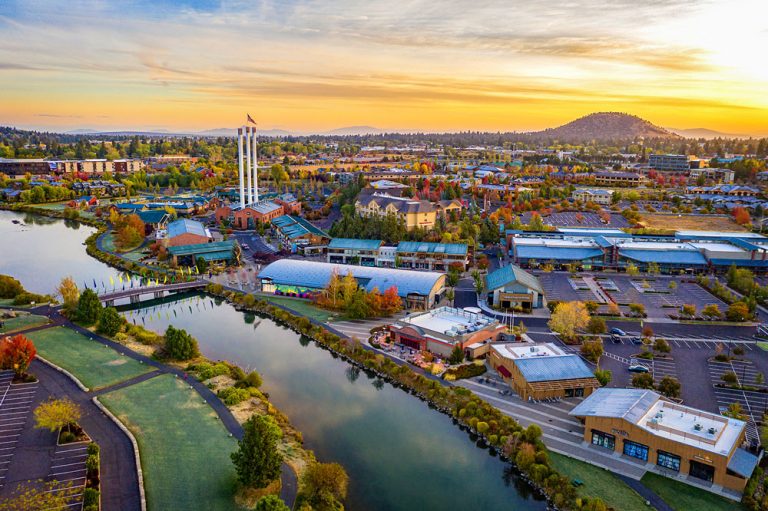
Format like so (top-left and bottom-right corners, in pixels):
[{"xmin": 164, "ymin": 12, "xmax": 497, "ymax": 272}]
[
  {"xmin": 657, "ymin": 451, "xmax": 680, "ymax": 472},
  {"xmin": 623, "ymin": 440, "xmax": 649, "ymax": 461},
  {"xmin": 591, "ymin": 430, "xmax": 615, "ymax": 450},
  {"xmin": 689, "ymin": 460, "xmax": 715, "ymax": 482},
  {"xmin": 575, "ymin": 388, "xmax": 584, "ymax": 397}
]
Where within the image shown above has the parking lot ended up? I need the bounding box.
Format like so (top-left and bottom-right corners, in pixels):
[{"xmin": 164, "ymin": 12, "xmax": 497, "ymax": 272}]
[
  {"xmin": 0, "ymin": 370, "xmax": 38, "ymax": 489},
  {"xmin": 538, "ymin": 273, "xmax": 602, "ymax": 303},
  {"xmin": 521, "ymin": 211, "xmax": 630, "ymax": 228},
  {"xmin": 46, "ymin": 442, "xmax": 89, "ymax": 508}
]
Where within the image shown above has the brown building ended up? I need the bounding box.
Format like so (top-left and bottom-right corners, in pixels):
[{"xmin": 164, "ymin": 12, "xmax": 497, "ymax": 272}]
[
  {"xmin": 570, "ymin": 388, "xmax": 758, "ymax": 496},
  {"xmin": 489, "ymin": 343, "xmax": 599, "ymax": 401},
  {"xmin": 0, "ymin": 158, "xmax": 53, "ymax": 175},
  {"xmin": 164, "ymin": 218, "xmax": 212, "ymax": 247},
  {"xmin": 215, "ymin": 201, "xmax": 285, "ymax": 229}
]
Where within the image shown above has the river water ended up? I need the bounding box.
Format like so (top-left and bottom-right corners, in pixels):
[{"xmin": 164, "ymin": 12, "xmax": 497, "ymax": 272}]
[{"xmin": 0, "ymin": 209, "xmax": 546, "ymax": 511}]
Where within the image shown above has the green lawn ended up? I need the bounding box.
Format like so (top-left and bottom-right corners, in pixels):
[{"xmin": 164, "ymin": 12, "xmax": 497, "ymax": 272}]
[
  {"xmin": 264, "ymin": 295, "xmax": 338, "ymax": 322},
  {"xmin": 549, "ymin": 452, "xmax": 649, "ymax": 511},
  {"xmin": 640, "ymin": 473, "xmax": 745, "ymax": 511},
  {"xmin": 0, "ymin": 313, "xmax": 49, "ymax": 334},
  {"xmin": 26, "ymin": 327, "xmax": 152, "ymax": 390},
  {"xmin": 99, "ymin": 374, "xmax": 238, "ymax": 511},
  {"xmin": 757, "ymin": 342, "xmax": 768, "ymax": 352}
]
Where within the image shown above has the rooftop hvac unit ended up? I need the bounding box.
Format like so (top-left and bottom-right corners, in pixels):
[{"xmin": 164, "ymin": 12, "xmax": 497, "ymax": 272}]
[
  {"xmin": 694, "ymin": 423, "xmax": 703, "ymax": 431},
  {"xmin": 708, "ymin": 427, "xmax": 717, "ymax": 435}
]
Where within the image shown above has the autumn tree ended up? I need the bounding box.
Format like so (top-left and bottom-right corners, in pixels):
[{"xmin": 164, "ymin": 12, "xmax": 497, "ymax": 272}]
[
  {"xmin": 0, "ymin": 334, "xmax": 36, "ymax": 376},
  {"xmin": 580, "ymin": 339, "xmax": 603, "ymax": 364},
  {"xmin": 34, "ymin": 398, "xmax": 81, "ymax": 435},
  {"xmin": 548, "ymin": 301, "xmax": 589, "ymax": 340},
  {"xmin": 0, "ymin": 481, "xmax": 80, "ymax": 511},
  {"xmin": 701, "ymin": 304, "xmax": 721, "ymax": 319},
  {"xmin": 299, "ymin": 462, "xmax": 349, "ymax": 510},
  {"xmin": 57, "ymin": 276, "xmax": 80, "ymax": 315},
  {"xmin": 657, "ymin": 376, "xmax": 681, "ymax": 398},
  {"xmin": 114, "ymin": 213, "xmax": 146, "ymax": 249},
  {"xmin": 586, "ymin": 316, "xmax": 606, "ymax": 334},
  {"xmin": 231, "ymin": 414, "xmax": 283, "ymax": 489},
  {"xmin": 726, "ymin": 301, "xmax": 751, "ymax": 322},
  {"xmin": 631, "ymin": 372, "xmax": 655, "ymax": 389},
  {"xmin": 732, "ymin": 206, "xmax": 751, "ymax": 226}
]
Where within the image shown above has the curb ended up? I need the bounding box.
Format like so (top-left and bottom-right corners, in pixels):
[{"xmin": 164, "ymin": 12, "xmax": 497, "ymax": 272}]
[
  {"xmin": 36, "ymin": 354, "xmax": 89, "ymax": 392},
  {"xmin": 93, "ymin": 396, "xmax": 147, "ymax": 511}
]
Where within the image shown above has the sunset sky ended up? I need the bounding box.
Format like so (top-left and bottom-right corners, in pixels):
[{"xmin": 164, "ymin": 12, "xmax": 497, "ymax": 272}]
[{"xmin": 1, "ymin": 0, "xmax": 767, "ymax": 135}]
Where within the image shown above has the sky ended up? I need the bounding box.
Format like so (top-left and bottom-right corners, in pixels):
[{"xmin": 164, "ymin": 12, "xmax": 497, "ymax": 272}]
[{"xmin": 1, "ymin": 0, "xmax": 767, "ymax": 135}]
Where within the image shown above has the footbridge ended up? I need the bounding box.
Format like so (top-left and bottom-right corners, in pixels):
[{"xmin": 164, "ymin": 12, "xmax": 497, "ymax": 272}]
[{"xmin": 98, "ymin": 280, "xmax": 207, "ymax": 306}]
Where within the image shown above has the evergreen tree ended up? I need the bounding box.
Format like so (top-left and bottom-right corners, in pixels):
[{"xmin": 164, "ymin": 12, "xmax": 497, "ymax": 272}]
[
  {"xmin": 97, "ymin": 306, "xmax": 123, "ymax": 337},
  {"xmin": 164, "ymin": 325, "xmax": 199, "ymax": 360},
  {"xmin": 75, "ymin": 289, "xmax": 102, "ymax": 326},
  {"xmin": 231, "ymin": 414, "xmax": 283, "ymax": 489}
]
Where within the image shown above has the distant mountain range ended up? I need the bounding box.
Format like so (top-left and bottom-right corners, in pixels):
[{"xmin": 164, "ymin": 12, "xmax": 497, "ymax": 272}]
[
  {"xmin": 529, "ymin": 112, "xmax": 678, "ymax": 141},
  {"xmin": 64, "ymin": 125, "xmax": 384, "ymax": 137},
  {"xmin": 666, "ymin": 127, "xmax": 749, "ymax": 139}
]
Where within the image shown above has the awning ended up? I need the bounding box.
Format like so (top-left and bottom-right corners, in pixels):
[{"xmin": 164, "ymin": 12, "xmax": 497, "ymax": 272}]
[
  {"xmin": 727, "ymin": 448, "xmax": 760, "ymax": 478},
  {"xmin": 497, "ymin": 365, "xmax": 512, "ymax": 378}
]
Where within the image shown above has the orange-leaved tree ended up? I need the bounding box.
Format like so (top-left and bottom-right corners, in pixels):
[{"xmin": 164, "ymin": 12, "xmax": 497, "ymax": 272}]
[{"xmin": 0, "ymin": 334, "xmax": 37, "ymax": 376}]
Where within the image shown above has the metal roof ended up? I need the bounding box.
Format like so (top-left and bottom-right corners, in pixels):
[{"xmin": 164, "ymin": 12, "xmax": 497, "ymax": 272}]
[
  {"xmin": 258, "ymin": 259, "xmax": 444, "ymax": 297},
  {"xmin": 709, "ymin": 258, "xmax": 768, "ymax": 267},
  {"xmin": 618, "ymin": 249, "xmax": 707, "ymax": 265},
  {"xmin": 272, "ymin": 215, "xmax": 329, "ymax": 240},
  {"xmin": 136, "ymin": 210, "xmax": 169, "ymax": 225},
  {"xmin": 397, "ymin": 241, "xmax": 468, "ymax": 256},
  {"xmin": 516, "ymin": 246, "xmax": 604, "ymax": 261},
  {"xmin": 727, "ymin": 448, "xmax": 759, "ymax": 478},
  {"xmin": 515, "ymin": 355, "xmax": 595, "ymax": 383},
  {"xmin": 328, "ymin": 238, "xmax": 383, "ymax": 250},
  {"xmin": 167, "ymin": 218, "xmax": 209, "ymax": 239},
  {"xmin": 569, "ymin": 388, "xmax": 659, "ymax": 423},
  {"xmin": 167, "ymin": 240, "xmax": 235, "ymax": 258},
  {"xmin": 485, "ymin": 264, "xmax": 543, "ymax": 294}
]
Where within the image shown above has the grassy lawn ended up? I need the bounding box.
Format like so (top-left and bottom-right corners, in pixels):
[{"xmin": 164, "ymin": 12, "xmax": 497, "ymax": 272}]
[
  {"xmin": 549, "ymin": 452, "xmax": 649, "ymax": 511},
  {"xmin": 0, "ymin": 313, "xmax": 49, "ymax": 334},
  {"xmin": 641, "ymin": 214, "xmax": 745, "ymax": 232},
  {"xmin": 640, "ymin": 472, "xmax": 745, "ymax": 511},
  {"xmin": 264, "ymin": 295, "xmax": 338, "ymax": 322},
  {"xmin": 757, "ymin": 342, "xmax": 768, "ymax": 352},
  {"xmin": 99, "ymin": 374, "xmax": 238, "ymax": 511},
  {"xmin": 26, "ymin": 326, "xmax": 152, "ymax": 390}
]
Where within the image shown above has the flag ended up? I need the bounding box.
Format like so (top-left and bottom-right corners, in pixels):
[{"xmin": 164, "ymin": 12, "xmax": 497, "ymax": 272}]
[
  {"xmin": 247, "ymin": 114, "xmax": 256, "ymax": 125},
  {"xmin": 164, "ymin": 275, "xmax": 167, "ymax": 284},
  {"xmin": 93, "ymin": 278, "xmax": 97, "ymax": 288},
  {"xmin": 119, "ymin": 274, "xmax": 123, "ymax": 284},
  {"xmin": 83, "ymin": 281, "xmax": 88, "ymax": 290},
  {"xmin": 109, "ymin": 276, "xmax": 115, "ymax": 287}
]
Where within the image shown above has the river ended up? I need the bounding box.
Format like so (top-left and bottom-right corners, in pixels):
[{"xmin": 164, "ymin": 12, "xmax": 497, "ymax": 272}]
[{"xmin": 0, "ymin": 210, "xmax": 546, "ymax": 511}]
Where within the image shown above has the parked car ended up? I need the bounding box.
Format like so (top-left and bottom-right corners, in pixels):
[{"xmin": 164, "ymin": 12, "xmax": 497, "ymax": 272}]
[
  {"xmin": 610, "ymin": 334, "xmax": 621, "ymax": 344},
  {"xmin": 628, "ymin": 364, "xmax": 650, "ymax": 373},
  {"xmin": 610, "ymin": 327, "xmax": 627, "ymax": 336},
  {"xmin": 630, "ymin": 337, "xmax": 643, "ymax": 345}
]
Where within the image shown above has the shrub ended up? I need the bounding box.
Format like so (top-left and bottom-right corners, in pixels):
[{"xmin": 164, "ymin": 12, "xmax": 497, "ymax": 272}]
[
  {"xmin": 60, "ymin": 431, "xmax": 76, "ymax": 443},
  {"xmin": 83, "ymin": 488, "xmax": 99, "ymax": 508},
  {"xmin": 85, "ymin": 454, "xmax": 99, "ymax": 473},
  {"xmin": 217, "ymin": 386, "xmax": 251, "ymax": 406},
  {"xmin": 443, "ymin": 363, "xmax": 487, "ymax": 380},
  {"xmin": 87, "ymin": 442, "xmax": 100, "ymax": 456},
  {"xmin": 97, "ymin": 306, "xmax": 123, "ymax": 337},
  {"xmin": 0, "ymin": 275, "xmax": 24, "ymax": 298},
  {"xmin": 192, "ymin": 362, "xmax": 230, "ymax": 381},
  {"xmin": 244, "ymin": 370, "xmax": 263, "ymax": 388},
  {"xmin": 164, "ymin": 325, "xmax": 199, "ymax": 361},
  {"xmin": 722, "ymin": 371, "xmax": 738, "ymax": 384}
]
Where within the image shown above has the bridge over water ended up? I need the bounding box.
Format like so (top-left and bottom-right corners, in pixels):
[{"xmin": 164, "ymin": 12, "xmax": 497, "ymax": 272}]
[{"xmin": 98, "ymin": 280, "xmax": 207, "ymax": 305}]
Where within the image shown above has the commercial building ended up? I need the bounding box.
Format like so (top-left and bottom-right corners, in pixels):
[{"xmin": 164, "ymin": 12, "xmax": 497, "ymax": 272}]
[
  {"xmin": 593, "ymin": 171, "xmax": 642, "ymax": 186},
  {"xmin": 271, "ymin": 215, "xmax": 330, "ymax": 247},
  {"xmin": 215, "ymin": 201, "xmax": 284, "ymax": 229},
  {"xmin": 163, "ymin": 218, "xmax": 212, "ymax": 247},
  {"xmin": 389, "ymin": 306, "xmax": 505, "ymax": 358},
  {"xmin": 690, "ymin": 168, "xmax": 735, "ymax": 184},
  {"xmin": 259, "ymin": 259, "xmax": 445, "ymax": 310},
  {"xmin": 570, "ymin": 388, "xmax": 758, "ymax": 495},
  {"xmin": 327, "ymin": 238, "xmax": 384, "ymax": 266},
  {"xmin": 485, "ymin": 264, "xmax": 546, "ymax": 310},
  {"xmin": 167, "ymin": 240, "xmax": 237, "ymax": 266},
  {"xmin": 396, "ymin": 241, "xmax": 469, "ymax": 271},
  {"xmin": 649, "ymin": 154, "xmax": 690, "ymax": 172},
  {"xmin": 572, "ymin": 188, "xmax": 613, "ymax": 205},
  {"xmin": 489, "ymin": 343, "xmax": 599, "ymax": 401},
  {"xmin": 355, "ymin": 193, "xmax": 436, "ymax": 231}
]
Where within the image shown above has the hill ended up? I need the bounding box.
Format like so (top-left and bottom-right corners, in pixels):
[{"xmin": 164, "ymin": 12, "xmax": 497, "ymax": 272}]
[
  {"xmin": 532, "ymin": 112, "xmax": 678, "ymax": 141},
  {"xmin": 323, "ymin": 125, "xmax": 384, "ymax": 136},
  {"xmin": 667, "ymin": 127, "xmax": 747, "ymax": 139}
]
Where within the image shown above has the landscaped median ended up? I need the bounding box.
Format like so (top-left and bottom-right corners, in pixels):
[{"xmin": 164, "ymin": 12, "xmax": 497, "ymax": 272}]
[
  {"xmin": 26, "ymin": 326, "xmax": 153, "ymax": 390},
  {"xmin": 640, "ymin": 472, "xmax": 746, "ymax": 511},
  {"xmin": 98, "ymin": 373, "xmax": 239, "ymax": 511}
]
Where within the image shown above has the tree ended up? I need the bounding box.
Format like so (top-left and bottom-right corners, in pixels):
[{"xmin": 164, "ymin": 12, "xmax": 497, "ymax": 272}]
[
  {"xmin": 594, "ymin": 369, "xmax": 612, "ymax": 386},
  {"xmin": 164, "ymin": 325, "xmax": 199, "ymax": 360},
  {"xmin": 625, "ymin": 263, "xmax": 639, "ymax": 276},
  {"xmin": 584, "ymin": 301, "xmax": 599, "ymax": 315},
  {"xmin": 642, "ymin": 325, "xmax": 654, "ymax": 339},
  {"xmin": 195, "ymin": 256, "xmax": 208, "ymax": 274},
  {"xmin": 586, "ymin": 316, "xmax": 606, "ymax": 335},
  {"xmin": 231, "ymin": 414, "xmax": 283, "ymax": 489},
  {"xmin": 254, "ymin": 495, "xmax": 290, "ymax": 511},
  {"xmin": 34, "ymin": 398, "xmax": 81, "ymax": 434},
  {"xmin": 580, "ymin": 340, "xmax": 603, "ymax": 364},
  {"xmin": 657, "ymin": 376, "xmax": 681, "ymax": 398},
  {"xmin": 75, "ymin": 289, "xmax": 102, "ymax": 326},
  {"xmin": 527, "ymin": 212, "xmax": 546, "ymax": 231},
  {"xmin": 445, "ymin": 288, "xmax": 455, "ymax": 307},
  {"xmin": 646, "ymin": 262, "xmax": 660, "ymax": 275},
  {"xmin": 448, "ymin": 344, "xmax": 464, "ymax": 365},
  {"xmin": 631, "ymin": 372, "xmax": 655, "ymax": 389},
  {"xmin": 548, "ymin": 302, "xmax": 589, "ymax": 340},
  {"xmin": 0, "ymin": 275, "xmax": 24, "ymax": 298},
  {"xmin": 721, "ymin": 371, "xmax": 738, "ymax": 385},
  {"xmin": 300, "ymin": 462, "xmax": 349, "ymax": 510},
  {"xmin": 756, "ymin": 372, "xmax": 765, "ymax": 386},
  {"xmin": 628, "ymin": 303, "xmax": 645, "ymax": 317},
  {"xmin": 732, "ymin": 206, "xmax": 752, "ymax": 226},
  {"xmin": 0, "ymin": 334, "xmax": 36, "ymax": 376},
  {"xmin": 726, "ymin": 302, "xmax": 750, "ymax": 322},
  {"xmin": 653, "ymin": 338, "xmax": 670, "ymax": 353},
  {"xmin": 724, "ymin": 402, "xmax": 746, "ymax": 420},
  {"xmin": 57, "ymin": 276, "xmax": 80, "ymax": 315},
  {"xmin": 680, "ymin": 304, "xmax": 696, "ymax": 318},
  {"xmin": 97, "ymin": 306, "xmax": 123, "ymax": 337},
  {"xmin": 668, "ymin": 281, "xmax": 677, "ymax": 291},
  {"xmin": 0, "ymin": 481, "xmax": 80, "ymax": 511}
]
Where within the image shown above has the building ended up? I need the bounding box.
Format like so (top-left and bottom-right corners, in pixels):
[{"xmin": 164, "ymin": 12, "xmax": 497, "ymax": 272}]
[
  {"xmin": 690, "ymin": 168, "xmax": 735, "ymax": 184},
  {"xmin": 135, "ymin": 210, "xmax": 170, "ymax": 234},
  {"xmin": 485, "ymin": 264, "xmax": 546, "ymax": 310},
  {"xmin": 163, "ymin": 218, "xmax": 212, "ymax": 247},
  {"xmin": 167, "ymin": 240, "xmax": 237, "ymax": 266},
  {"xmin": 216, "ymin": 201, "xmax": 284, "ymax": 229},
  {"xmin": 572, "ymin": 188, "xmax": 613, "ymax": 206},
  {"xmin": 389, "ymin": 306, "xmax": 505, "ymax": 358},
  {"xmin": 369, "ymin": 179, "xmax": 408, "ymax": 190},
  {"xmin": 271, "ymin": 215, "xmax": 330, "ymax": 248},
  {"xmin": 489, "ymin": 343, "xmax": 599, "ymax": 401},
  {"xmin": 355, "ymin": 193, "xmax": 436, "ymax": 231},
  {"xmin": 396, "ymin": 241, "xmax": 469, "ymax": 271},
  {"xmin": 327, "ymin": 238, "xmax": 384, "ymax": 266},
  {"xmin": 649, "ymin": 154, "xmax": 690, "ymax": 172},
  {"xmin": 570, "ymin": 388, "xmax": 758, "ymax": 495},
  {"xmin": 273, "ymin": 193, "xmax": 301, "ymax": 214},
  {"xmin": 258, "ymin": 259, "xmax": 445, "ymax": 310},
  {"xmin": 113, "ymin": 159, "xmax": 143, "ymax": 173},
  {"xmin": 0, "ymin": 158, "xmax": 54, "ymax": 175},
  {"xmin": 593, "ymin": 171, "xmax": 642, "ymax": 186}
]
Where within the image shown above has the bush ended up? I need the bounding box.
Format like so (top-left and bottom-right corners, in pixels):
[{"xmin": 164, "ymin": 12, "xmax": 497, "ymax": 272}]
[
  {"xmin": 191, "ymin": 362, "xmax": 230, "ymax": 381},
  {"xmin": 87, "ymin": 442, "xmax": 100, "ymax": 456},
  {"xmin": 96, "ymin": 306, "xmax": 123, "ymax": 337},
  {"xmin": 0, "ymin": 275, "xmax": 24, "ymax": 298},
  {"xmin": 86, "ymin": 453, "xmax": 99, "ymax": 473},
  {"xmin": 244, "ymin": 370, "xmax": 263, "ymax": 388},
  {"xmin": 164, "ymin": 325, "xmax": 199, "ymax": 361},
  {"xmin": 217, "ymin": 386, "xmax": 251, "ymax": 406},
  {"xmin": 13, "ymin": 292, "xmax": 50, "ymax": 305},
  {"xmin": 60, "ymin": 431, "xmax": 76, "ymax": 443},
  {"xmin": 722, "ymin": 371, "xmax": 738, "ymax": 384},
  {"xmin": 83, "ymin": 488, "xmax": 99, "ymax": 508},
  {"xmin": 443, "ymin": 363, "xmax": 487, "ymax": 380}
]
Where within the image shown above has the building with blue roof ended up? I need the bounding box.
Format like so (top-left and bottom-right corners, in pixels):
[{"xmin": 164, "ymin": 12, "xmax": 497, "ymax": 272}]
[
  {"xmin": 167, "ymin": 240, "xmax": 237, "ymax": 266},
  {"xmin": 485, "ymin": 264, "xmax": 545, "ymax": 310},
  {"xmin": 396, "ymin": 241, "xmax": 469, "ymax": 271},
  {"xmin": 327, "ymin": 238, "xmax": 384, "ymax": 266},
  {"xmin": 164, "ymin": 218, "xmax": 212, "ymax": 247},
  {"xmin": 271, "ymin": 215, "xmax": 330, "ymax": 249},
  {"xmin": 489, "ymin": 343, "xmax": 599, "ymax": 401},
  {"xmin": 258, "ymin": 259, "xmax": 445, "ymax": 310},
  {"xmin": 570, "ymin": 387, "xmax": 756, "ymax": 496}
]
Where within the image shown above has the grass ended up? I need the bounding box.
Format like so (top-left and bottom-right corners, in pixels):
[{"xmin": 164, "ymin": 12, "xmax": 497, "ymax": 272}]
[
  {"xmin": 0, "ymin": 313, "xmax": 49, "ymax": 334},
  {"xmin": 99, "ymin": 374, "xmax": 238, "ymax": 511},
  {"xmin": 26, "ymin": 326, "xmax": 152, "ymax": 390},
  {"xmin": 756, "ymin": 342, "xmax": 768, "ymax": 352},
  {"xmin": 263, "ymin": 295, "xmax": 338, "ymax": 322},
  {"xmin": 0, "ymin": 298, "xmax": 37, "ymax": 309},
  {"xmin": 640, "ymin": 472, "xmax": 745, "ymax": 511},
  {"xmin": 548, "ymin": 452, "xmax": 649, "ymax": 511},
  {"xmin": 641, "ymin": 214, "xmax": 745, "ymax": 232}
]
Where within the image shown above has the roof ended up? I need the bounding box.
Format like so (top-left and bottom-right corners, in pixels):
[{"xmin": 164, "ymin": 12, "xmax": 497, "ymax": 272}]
[
  {"xmin": 116, "ymin": 203, "xmax": 145, "ymax": 211},
  {"xmin": 570, "ymin": 388, "xmax": 660, "ymax": 423},
  {"xmin": 167, "ymin": 240, "xmax": 235, "ymax": 258},
  {"xmin": 485, "ymin": 264, "xmax": 544, "ymax": 293},
  {"xmin": 328, "ymin": 238, "xmax": 383, "ymax": 250},
  {"xmin": 619, "ymin": 249, "xmax": 707, "ymax": 265},
  {"xmin": 514, "ymin": 355, "xmax": 595, "ymax": 382},
  {"xmin": 515, "ymin": 245, "xmax": 604, "ymax": 261},
  {"xmin": 727, "ymin": 448, "xmax": 760, "ymax": 478},
  {"xmin": 136, "ymin": 210, "xmax": 169, "ymax": 225},
  {"xmin": 258, "ymin": 259, "xmax": 444, "ymax": 298},
  {"xmin": 167, "ymin": 218, "xmax": 210, "ymax": 239},
  {"xmin": 397, "ymin": 241, "xmax": 468, "ymax": 256},
  {"xmin": 272, "ymin": 215, "xmax": 329, "ymax": 240}
]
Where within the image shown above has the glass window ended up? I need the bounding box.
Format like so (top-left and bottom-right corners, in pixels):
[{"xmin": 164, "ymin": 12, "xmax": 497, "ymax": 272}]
[
  {"xmin": 689, "ymin": 460, "xmax": 715, "ymax": 482},
  {"xmin": 657, "ymin": 451, "xmax": 680, "ymax": 472},
  {"xmin": 623, "ymin": 440, "xmax": 649, "ymax": 461},
  {"xmin": 591, "ymin": 430, "xmax": 615, "ymax": 450}
]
